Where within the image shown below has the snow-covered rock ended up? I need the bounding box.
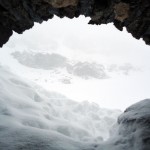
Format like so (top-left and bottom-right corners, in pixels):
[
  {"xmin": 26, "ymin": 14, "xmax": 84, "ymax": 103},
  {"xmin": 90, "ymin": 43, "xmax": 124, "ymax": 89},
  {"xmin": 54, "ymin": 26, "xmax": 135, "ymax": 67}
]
[
  {"xmin": 117, "ymin": 99, "xmax": 150, "ymax": 150},
  {"xmin": 96, "ymin": 99, "xmax": 150, "ymax": 150}
]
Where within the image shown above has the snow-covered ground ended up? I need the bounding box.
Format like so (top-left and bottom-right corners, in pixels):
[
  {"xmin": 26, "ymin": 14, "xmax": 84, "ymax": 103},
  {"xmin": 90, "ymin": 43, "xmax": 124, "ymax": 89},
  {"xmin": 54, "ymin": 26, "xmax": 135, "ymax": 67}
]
[
  {"xmin": 0, "ymin": 16, "xmax": 150, "ymax": 150},
  {"xmin": 1, "ymin": 45, "xmax": 150, "ymax": 110},
  {"xmin": 0, "ymin": 65, "xmax": 121, "ymax": 150},
  {"xmin": 0, "ymin": 65, "xmax": 150, "ymax": 150},
  {"xmin": 96, "ymin": 99, "xmax": 150, "ymax": 150}
]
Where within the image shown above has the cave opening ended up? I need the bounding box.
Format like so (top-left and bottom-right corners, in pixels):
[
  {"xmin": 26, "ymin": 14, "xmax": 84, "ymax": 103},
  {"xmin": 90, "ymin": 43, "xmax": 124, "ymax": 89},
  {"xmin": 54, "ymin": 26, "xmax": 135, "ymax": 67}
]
[
  {"xmin": 1, "ymin": 16, "xmax": 150, "ymax": 110},
  {"xmin": 0, "ymin": 2, "xmax": 150, "ymax": 148}
]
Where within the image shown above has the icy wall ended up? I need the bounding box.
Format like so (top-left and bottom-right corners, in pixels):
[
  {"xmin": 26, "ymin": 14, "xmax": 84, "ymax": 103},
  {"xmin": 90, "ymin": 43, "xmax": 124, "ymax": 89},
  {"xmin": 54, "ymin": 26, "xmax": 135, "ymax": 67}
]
[{"xmin": 0, "ymin": 0, "xmax": 150, "ymax": 47}]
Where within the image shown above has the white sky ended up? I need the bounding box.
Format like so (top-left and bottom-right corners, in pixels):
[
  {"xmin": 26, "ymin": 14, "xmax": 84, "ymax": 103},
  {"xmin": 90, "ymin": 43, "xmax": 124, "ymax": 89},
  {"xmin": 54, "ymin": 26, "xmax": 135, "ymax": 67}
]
[{"xmin": 3, "ymin": 16, "xmax": 150, "ymax": 110}]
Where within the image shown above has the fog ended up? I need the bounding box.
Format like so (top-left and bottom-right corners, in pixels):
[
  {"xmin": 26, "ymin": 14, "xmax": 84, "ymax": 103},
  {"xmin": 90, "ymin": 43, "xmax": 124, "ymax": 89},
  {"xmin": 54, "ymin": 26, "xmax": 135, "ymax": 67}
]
[{"xmin": 1, "ymin": 16, "xmax": 150, "ymax": 110}]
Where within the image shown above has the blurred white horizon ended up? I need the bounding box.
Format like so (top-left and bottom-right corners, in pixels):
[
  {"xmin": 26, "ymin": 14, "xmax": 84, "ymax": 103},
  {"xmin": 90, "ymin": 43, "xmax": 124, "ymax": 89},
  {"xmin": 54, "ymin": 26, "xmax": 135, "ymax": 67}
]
[{"xmin": 1, "ymin": 16, "xmax": 150, "ymax": 110}]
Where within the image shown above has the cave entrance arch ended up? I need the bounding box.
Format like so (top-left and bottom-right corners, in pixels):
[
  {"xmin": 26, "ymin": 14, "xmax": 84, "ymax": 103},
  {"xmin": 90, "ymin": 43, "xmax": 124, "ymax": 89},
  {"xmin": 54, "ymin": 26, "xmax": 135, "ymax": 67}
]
[
  {"xmin": 0, "ymin": 0, "xmax": 150, "ymax": 47},
  {"xmin": 2, "ymin": 16, "xmax": 150, "ymax": 110}
]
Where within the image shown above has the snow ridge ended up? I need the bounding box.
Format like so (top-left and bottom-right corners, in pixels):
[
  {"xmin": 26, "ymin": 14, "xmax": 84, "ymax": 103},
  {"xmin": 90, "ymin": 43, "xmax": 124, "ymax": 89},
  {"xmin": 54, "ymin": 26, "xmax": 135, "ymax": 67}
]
[
  {"xmin": 0, "ymin": 65, "xmax": 120, "ymax": 150},
  {"xmin": 0, "ymin": 65, "xmax": 150, "ymax": 150}
]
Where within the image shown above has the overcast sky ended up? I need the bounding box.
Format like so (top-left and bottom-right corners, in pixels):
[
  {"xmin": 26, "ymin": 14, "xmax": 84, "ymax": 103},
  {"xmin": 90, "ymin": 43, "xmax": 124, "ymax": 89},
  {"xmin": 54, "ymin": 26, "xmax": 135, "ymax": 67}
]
[{"xmin": 3, "ymin": 16, "xmax": 150, "ymax": 110}]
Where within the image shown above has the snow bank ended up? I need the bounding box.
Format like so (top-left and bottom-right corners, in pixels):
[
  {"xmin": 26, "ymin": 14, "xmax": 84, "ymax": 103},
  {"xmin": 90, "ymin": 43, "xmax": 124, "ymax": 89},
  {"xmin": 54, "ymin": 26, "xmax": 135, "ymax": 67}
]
[
  {"xmin": 96, "ymin": 99, "xmax": 150, "ymax": 150},
  {"xmin": 0, "ymin": 65, "xmax": 120, "ymax": 150},
  {"xmin": 0, "ymin": 65, "xmax": 149, "ymax": 150}
]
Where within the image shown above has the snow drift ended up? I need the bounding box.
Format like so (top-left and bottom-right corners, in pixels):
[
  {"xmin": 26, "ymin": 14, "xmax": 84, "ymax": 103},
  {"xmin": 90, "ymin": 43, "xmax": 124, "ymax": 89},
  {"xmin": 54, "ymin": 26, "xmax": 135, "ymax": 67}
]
[
  {"xmin": 0, "ymin": 65, "xmax": 149, "ymax": 150},
  {"xmin": 0, "ymin": 65, "xmax": 120, "ymax": 150},
  {"xmin": 95, "ymin": 99, "xmax": 150, "ymax": 150}
]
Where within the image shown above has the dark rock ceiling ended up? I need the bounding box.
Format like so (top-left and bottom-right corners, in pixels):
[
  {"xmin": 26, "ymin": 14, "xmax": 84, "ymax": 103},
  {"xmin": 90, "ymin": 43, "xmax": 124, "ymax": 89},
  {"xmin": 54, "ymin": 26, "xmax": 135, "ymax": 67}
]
[{"xmin": 0, "ymin": 0, "xmax": 150, "ymax": 47}]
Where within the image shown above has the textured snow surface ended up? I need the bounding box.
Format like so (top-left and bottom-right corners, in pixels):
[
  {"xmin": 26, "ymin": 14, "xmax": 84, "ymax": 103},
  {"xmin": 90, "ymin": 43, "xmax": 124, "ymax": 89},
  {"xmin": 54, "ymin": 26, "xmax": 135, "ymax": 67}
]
[
  {"xmin": 96, "ymin": 99, "xmax": 150, "ymax": 150},
  {"xmin": 0, "ymin": 65, "xmax": 121, "ymax": 150},
  {"xmin": 0, "ymin": 65, "xmax": 150, "ymax": 150}
]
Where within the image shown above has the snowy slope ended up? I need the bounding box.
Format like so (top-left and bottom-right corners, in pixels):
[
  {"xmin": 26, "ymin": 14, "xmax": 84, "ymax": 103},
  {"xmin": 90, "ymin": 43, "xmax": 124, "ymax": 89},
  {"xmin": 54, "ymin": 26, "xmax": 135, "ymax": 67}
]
[
  {"xmin": 0, "ymin": 65, "xmax": 150, "ymax": 150},
  {"xmin": 0, "ymin": 45, "xmax": 146, "ymax": 110},
  {"xmin": 0, "ymin": 65, "xmax": 121, "ymax": 150},
  {"xmin": 96, "ymin": 99, "xmax": 150, "ymax": 150},
  {"xmin": 0, "ymin": 46, "xmax": 137, "ymax": 84}
]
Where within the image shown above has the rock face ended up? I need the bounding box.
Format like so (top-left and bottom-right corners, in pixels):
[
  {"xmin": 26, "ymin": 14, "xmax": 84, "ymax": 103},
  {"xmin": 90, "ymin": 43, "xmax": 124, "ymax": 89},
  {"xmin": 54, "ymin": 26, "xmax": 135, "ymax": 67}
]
[
  {"xmin": 44, "ymin": 0, "xmax": 79, "ymax": 8},
  {"xmin": 0, "ymin": 0, "xmax": 150, "ymax": 47}
]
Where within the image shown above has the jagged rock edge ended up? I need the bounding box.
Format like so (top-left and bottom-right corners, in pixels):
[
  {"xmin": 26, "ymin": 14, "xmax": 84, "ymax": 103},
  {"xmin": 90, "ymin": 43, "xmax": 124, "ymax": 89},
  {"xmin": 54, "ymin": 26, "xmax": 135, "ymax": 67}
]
[{"xmin": 0, "ymin": 0, "xmax": 150, "ymax": 47}]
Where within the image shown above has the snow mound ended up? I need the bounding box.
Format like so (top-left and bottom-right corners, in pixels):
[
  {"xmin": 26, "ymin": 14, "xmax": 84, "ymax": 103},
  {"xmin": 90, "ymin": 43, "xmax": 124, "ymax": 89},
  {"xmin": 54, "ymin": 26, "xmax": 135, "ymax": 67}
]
[
  {"xmin": 0, "ymin": 65, "xmax": 121, "ymax": 150},
  {"xmin": 96, "ymin": 99, "xmax": 150, "ymax": 150},
  {"xmin": 1, "ymin": 65, "xmax": 149, "ymax": 150}
]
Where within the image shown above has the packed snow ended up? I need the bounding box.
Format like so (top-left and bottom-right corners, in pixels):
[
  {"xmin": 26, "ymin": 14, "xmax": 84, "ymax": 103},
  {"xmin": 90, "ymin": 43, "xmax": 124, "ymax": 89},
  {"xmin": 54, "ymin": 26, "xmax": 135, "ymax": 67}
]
[
  {"xmin": 96, "ymin": 99, "xmax": 150, "ymax": 150},
  {"xmin": 0, "ymin": 65, "xmax": 149, "ymax": 150},
  {"xmin": 0, "ymin": 65, "xmax": 121, "ymax": 150}
]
